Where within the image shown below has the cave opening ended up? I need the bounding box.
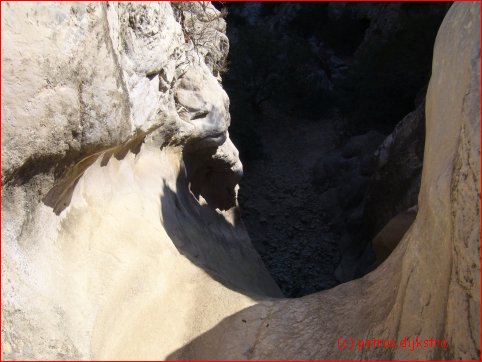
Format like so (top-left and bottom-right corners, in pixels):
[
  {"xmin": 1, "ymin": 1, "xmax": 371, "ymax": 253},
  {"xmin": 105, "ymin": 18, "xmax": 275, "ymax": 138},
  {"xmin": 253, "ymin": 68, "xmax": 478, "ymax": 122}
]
[{"xmin": 214, "ymin": 2, "xmax": 451, "ymax": 297}]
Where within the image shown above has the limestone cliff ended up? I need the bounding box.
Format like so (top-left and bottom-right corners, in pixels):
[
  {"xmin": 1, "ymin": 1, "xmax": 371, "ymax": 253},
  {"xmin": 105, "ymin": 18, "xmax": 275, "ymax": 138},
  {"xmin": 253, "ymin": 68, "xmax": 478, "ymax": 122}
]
[
  {"xmin": 2, "ymin": 1, "xmax": 480, "ymax": 360},
  {"xmin": 2, "ymin": 2, "xmax": 281, "ymax": 359},
  {"xmin": 170, "ymin": 3, "xmax": 481, "ymax": 359}
]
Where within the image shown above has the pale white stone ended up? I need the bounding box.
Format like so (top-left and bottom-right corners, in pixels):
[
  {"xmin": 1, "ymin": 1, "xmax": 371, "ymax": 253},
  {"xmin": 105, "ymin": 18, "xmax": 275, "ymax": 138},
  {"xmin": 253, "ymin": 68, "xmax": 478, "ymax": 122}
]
[{"xmin": 2, "ymin": 2, "xmax": 479, "ymax": 361}]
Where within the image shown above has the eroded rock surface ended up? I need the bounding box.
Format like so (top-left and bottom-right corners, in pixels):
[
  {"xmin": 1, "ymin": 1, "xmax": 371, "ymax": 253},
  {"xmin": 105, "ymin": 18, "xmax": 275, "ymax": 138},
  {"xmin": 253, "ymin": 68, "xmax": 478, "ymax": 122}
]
[
  {"xmin": 2, "ymin": 2, "xmax": 280, "ymax": 360},
  {"xmin": 170, "ymin": 3, "xmax": 481, "ymax": 359},
  {"xmin": 1, "ymin": 2, "xmax": 480, "ymax": 360}
]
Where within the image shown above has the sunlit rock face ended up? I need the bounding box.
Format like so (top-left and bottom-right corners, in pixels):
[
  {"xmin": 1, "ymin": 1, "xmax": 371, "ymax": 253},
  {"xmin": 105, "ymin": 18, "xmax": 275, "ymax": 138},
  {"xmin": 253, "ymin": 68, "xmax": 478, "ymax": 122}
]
[
  {"xmin": 2, "ymin": 2, "xmax": 280, "ymax": 360},
  {"xmin": 170, "ymin": 3, "xmax": 480, "ymax": 360},
  {"xmin": 2, "ymin": 2, "xmax": 479, "ymax": 361}
]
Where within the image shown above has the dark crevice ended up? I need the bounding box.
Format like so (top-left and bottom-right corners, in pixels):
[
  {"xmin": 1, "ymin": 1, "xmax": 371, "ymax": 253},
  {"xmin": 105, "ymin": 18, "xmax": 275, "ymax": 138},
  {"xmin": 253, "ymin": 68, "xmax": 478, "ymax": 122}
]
[
  {"xmin": 161, "ymin": 151, "xmax": 281, "ymax": 299},
  {"xmin": 183, "ymin": 145, "xmax": 239, "ymax": 212},
  {"xmin": 222, "ymin": 2, "xmax": 450, "ymax": 297}
]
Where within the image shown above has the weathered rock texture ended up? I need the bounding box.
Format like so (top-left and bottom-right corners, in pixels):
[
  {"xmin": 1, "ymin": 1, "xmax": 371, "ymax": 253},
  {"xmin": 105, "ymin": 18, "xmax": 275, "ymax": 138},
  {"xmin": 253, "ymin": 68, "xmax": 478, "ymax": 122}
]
[
  {"xmin": 171, "ymin": 3, "xmax": 480, "ymax": 359},
  {"xmin": 1, "ymin": 2, "xmax": 480, "ymax": 361},
  {"xmin": 2, "ymin": 2, "xmax": 281, "ymax": 360}
]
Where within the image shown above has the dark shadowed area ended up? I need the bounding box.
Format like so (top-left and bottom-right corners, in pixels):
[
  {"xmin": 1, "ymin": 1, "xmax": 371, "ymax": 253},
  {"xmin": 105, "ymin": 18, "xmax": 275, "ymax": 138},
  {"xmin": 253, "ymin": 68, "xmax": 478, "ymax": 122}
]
[{"xmin": 213, "ymin": 1, "xmax": 451, "ymax": 297}]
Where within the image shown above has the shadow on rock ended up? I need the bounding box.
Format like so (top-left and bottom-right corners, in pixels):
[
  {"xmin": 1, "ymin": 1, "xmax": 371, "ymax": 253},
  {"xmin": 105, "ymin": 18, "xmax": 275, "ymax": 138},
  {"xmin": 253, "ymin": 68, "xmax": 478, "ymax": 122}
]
[{"xmin": 160, "ymin": 155, "xmax": 282, "ymax": 299}]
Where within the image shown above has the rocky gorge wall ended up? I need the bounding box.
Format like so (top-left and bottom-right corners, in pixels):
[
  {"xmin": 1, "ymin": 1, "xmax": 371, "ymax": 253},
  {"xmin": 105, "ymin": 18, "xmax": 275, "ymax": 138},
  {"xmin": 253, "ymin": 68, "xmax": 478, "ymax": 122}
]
[
  {"xmin": 2, "ymin": 3, "xmax": 281, "ymax": 359},
  {"xmin": 1, "ymin": 1, "xmax": 480, "ymax": 360}
]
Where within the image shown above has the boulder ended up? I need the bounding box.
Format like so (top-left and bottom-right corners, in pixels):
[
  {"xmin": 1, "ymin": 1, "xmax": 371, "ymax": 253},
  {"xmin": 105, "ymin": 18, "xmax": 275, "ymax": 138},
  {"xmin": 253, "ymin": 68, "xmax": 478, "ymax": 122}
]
[
  {"xmin": 364, "ymin": 99, "xmax": 426, "ymax": 238},
  {"xmin": 341, "ymin": 130, "xmax": 385, "ymax": 159}
]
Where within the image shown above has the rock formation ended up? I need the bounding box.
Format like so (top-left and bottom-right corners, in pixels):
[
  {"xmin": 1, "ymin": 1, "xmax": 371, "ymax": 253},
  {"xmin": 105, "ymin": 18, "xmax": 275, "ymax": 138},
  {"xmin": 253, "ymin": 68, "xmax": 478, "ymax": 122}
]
[
  {"xmin": 364, "ymin": 99, "xmax": 426, "ymax": 238},
  {"xmin": 170, "ymin": 3, "xmax": 481, "ymax": 359},
  {"xmin": 2, "ymin": 1, "xmax": 480, "ymax": 360},
  {"xmin": 2, "ymin": 3, "xmax": 281, "ymax": 359}
]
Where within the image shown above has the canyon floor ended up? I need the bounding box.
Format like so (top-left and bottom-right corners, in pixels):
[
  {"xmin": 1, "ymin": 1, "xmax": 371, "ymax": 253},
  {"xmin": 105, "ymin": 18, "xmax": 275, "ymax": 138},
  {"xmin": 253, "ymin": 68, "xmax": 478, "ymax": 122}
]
[{"xmin": 238, "ymin": 106, "xmax": 341, "ymax": 296}]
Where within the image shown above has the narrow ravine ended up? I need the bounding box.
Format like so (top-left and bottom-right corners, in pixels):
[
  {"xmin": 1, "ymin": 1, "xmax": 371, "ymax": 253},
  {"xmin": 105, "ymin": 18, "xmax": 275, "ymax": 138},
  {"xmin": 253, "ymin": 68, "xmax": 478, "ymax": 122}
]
[
  {"xmin": 223, "ymin": 2, "xmax": 450, "ymax": 297},
  {"xmin": 2, "ymin": 2, "xmax": 479, "ymax": 360},
  {"xmin": 238, "ymin": 105, "xmax": 342, "ymax": 296}
]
